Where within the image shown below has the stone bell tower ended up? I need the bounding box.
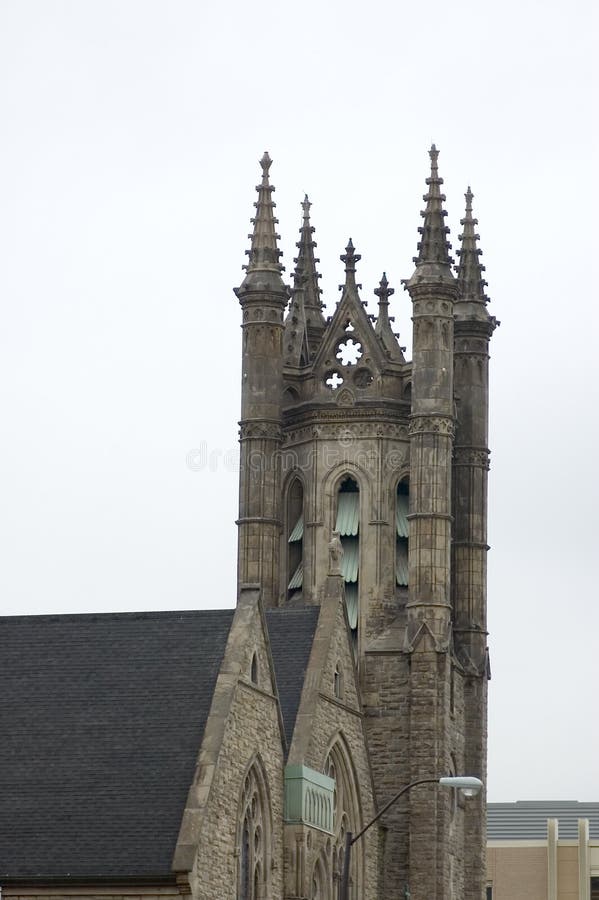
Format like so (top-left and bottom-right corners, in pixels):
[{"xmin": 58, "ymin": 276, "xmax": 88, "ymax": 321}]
[{"xmin": 234, "ymin": 149, "xmax": 497, "ymax": 900}]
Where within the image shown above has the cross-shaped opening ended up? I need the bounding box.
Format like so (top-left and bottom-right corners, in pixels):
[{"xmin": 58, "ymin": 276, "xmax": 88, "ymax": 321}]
[{"xmin": 325, "ymin": 371, "xmax": 344, "ymax": 390}]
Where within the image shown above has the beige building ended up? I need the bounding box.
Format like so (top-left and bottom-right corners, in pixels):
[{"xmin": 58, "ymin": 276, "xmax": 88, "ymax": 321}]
[
  {"xmin": 487, "ymin": 802, "xmax": 599, "ymax": 900},
  {"xmin": 0, "ymin": 148, "xmax": 497, "ymax": 900}
]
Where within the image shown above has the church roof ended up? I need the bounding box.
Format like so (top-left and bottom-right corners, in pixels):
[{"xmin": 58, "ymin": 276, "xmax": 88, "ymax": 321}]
[
  {"xmin": 0, "ymin": 609, "xmax": 234, "ymax": 881},
  {"xmin": 266, "ymin": 605, "xmax": 320, "ymax": 750}
]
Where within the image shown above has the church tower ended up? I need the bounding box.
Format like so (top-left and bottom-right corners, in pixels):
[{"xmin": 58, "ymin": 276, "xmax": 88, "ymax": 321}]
[{"xmin": 235, "ymin": 149, "xmax": 497, "ymax": 900}]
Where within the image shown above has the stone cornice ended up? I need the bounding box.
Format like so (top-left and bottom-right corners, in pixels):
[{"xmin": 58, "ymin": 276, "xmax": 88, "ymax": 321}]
[
  {"xmin": 453, "ymin": 317, "xmax": 495, "ymax": 339},
  {"xmin": 283, "ymin": 402, "xmax": 410, "ymax": 431}
]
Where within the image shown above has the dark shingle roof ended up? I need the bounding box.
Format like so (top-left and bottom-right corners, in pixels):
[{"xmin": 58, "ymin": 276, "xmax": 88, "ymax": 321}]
[
  {"xmin": 266, "ymin": 606, "xmax": 320, "ymax": 749},
  {"xmin": 0, "ymin": 609, "xmax": 234, "ymax": 880},
  {"xmin": 488, "ymin": 801, "xmax": 599, "ymax": 840}
]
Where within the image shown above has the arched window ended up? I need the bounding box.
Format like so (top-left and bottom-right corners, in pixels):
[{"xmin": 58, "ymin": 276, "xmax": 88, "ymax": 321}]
[
  {"xmin": 311, "ymin": 856, "xmax": 327, "ymax": 900},
  {"xmin": 237, "ymin": 762, "xmax": 271, "ymax": 900},
  {"xmin": 335, "ymin": 477, "xmax": 359, "ymax": 649},
  {"xmin": 396, "ymin": 479, "xmax": 409, "ymax": 591},
  {"xmin": 324, "ymin": 741, "xmax": 361, "ymax": 899},
  {"xmin": 287, "ymin": 478, "xmax": 304, "ymax": 602}
]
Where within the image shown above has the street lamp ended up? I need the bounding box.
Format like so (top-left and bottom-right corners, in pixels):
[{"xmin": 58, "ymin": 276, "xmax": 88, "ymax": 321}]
[{"xmin": 339, "ymin": 775, "xmax": 483, "ymax": 900}]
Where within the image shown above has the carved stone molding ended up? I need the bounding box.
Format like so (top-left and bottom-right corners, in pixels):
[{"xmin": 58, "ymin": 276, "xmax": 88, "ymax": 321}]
[
  {"xmin": 284, "ymin": 403, "xmax": 410, "ymax": 428},
  {"xmin": 239, "ymin": 421, "xmax": 283, "ymax": 441},
  {"xmin": 409, "ymin": 415, "xmax": 455, "ymax": 437},
  {"xmin": 283, "ymin": 420, "xmax": 410, "ymax": 445},
  {"xmin": 412, "ymin": 297, "xmax": 455, "ymax": 318},
  {"xmin": 242, "ymin": 305, "xmax": 285, "ymax": 324},
  {"xmin": 453, "ymin": 446, "xmax": 490, "ymax": 468}
]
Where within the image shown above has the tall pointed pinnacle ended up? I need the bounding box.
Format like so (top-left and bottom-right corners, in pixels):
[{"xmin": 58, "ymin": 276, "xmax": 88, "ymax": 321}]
[
  {"xmin": 293, "ymin": 195, "xmax": 326, "ymax": 322},
  {"xmin": 237, "ymin": 152, "xmax": 286, "ymax": 294},
  {"xmin": 455, "ymin": 187, "xmax": 489, "ymax": 304},
  {"xmin": 283, "ymin": 194, "xmax": 327, "ymax": 365},
  {"xmin": 340, "ymin": 238, "xmax": 361, "ymax": 291},
  {"xmin": 407, "ymin": 144, "xmax": 454, "ymax": 287},
  {"xmin": 374, "ymin": 272, "xmax": 406, "ymax": 361}
]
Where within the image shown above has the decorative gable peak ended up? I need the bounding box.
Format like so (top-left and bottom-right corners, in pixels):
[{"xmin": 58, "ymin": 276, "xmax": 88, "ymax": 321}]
[{"xmin": 312, "ymin": 239, "xmax": 388, "ymax": 389}]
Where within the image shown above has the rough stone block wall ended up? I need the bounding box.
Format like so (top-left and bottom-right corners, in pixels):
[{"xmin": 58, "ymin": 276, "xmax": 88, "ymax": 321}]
[
  {"xmin": 1, "ymin": 892, "xmax": 181, "ymax": 900},
  {"xmin": 287, "ymin": 597, "xmax": 378, "ymax": 900},
  {"xmin": 188, "ymin": 608, "xmax": 285, "ymax": 900},
  {"xmin": 362, "ymin": 649, "xmax": 471, "ymax": 900},
  {"xmin": 362, "ymin": 650, "xmax": 411, "ymax": 895}
]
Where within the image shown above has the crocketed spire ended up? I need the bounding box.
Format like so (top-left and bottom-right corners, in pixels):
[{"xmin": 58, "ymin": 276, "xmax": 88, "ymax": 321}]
[
  {"xmin": 293, "ymin": 195, "xmax": 326, "ymax": 328},
  {"xmin": 374, "ymin": 273, "xmax": 405, "ymax": 361},
  {"xmin": 407, "ymin": 145, "xmax": 454, "ymax": 287},
  {"xmin": 237, "ymin": 152, "xmax": 286, "ymax": 294},
  {"xmin": 455, "ymin": 187, "xmax": 489, "ymax": 304},
  {"xmin": 283, "ymin": 195, "xmax": 327, "ymax": 365}
]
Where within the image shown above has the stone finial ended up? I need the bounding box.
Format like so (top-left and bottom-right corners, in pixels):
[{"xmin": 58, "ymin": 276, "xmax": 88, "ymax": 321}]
[
  {"xmin": 405, "ymin": 145, "xmax": 455, "ymax": 288},
  {"xmin": 374, "ymin": 272, "xmax": 394, "ymax": 307},
  {"xmin": 341, "ymin": 238, "xmax": 360, "ymax": 275},
  {"xmin": 455, "ymin": 186, "xmax": 490, "ymax": 304},
  {"xmin": 328, "ymin": 530, "xmax": 344, "ymax": 576}
]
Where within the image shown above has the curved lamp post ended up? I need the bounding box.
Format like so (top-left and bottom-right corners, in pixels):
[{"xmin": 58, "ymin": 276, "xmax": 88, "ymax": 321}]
[{"xmin": 339, "ymin": 775, "xmax": 483, "ymax": 900}]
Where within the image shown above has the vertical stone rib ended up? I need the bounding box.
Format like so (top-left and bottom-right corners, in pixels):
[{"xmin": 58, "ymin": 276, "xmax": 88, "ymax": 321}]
[
  {"xmin": 403, "ymin": 146, "xmax": 458, "ymax": 900},
  {"xmin": 452, "ymin": 187, "xmax": 498, "ymax": 900},
  {"xmin": 234, "ymin": 153, "xmax": 288, "ymax": 606}
]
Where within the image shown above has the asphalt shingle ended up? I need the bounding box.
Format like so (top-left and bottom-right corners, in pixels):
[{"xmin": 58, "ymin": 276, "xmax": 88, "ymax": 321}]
[{"xmin": 0, "ymin": 609, "xmax": 234, "ymax": 879}]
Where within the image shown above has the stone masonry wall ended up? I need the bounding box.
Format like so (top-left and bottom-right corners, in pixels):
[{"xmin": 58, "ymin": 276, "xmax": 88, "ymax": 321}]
[
  {"xmin": 287, "ymin": 594, "xmax": 378, "ymax": 900},
  {"xmin": 1, "ymin": 891, "xmax": 181, "ymax": 900},
  {"xmin": 186, "ymin": 603, "xmax": 285, "ymax": 900}
]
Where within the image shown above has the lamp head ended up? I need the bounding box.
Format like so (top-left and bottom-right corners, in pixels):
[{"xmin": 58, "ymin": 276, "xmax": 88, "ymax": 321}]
[{"xmin": 438, "ymin": 776, "xmax": 483, "ymax": 797}]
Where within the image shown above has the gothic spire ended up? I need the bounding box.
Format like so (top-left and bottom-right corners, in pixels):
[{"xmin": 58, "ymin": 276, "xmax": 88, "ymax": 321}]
[
  {"xmin": 455, "ymin": 187, "xmax": 489, "ymax": 304},
  {"xmin": 374, "ymin": 273, "xmax": 405, "ymax": 361},
  {"xmin": 237, "ymin": 152, "xmax": 286, "ymax": 294},
  {"xmin": 293, "ymin": 195, "xmax": 325, "ymax": 320},
  {"xmin": 407, "ymin": 145, "xmax": 454, "ymax": 286},
  {"xmin": 284, "ymin": 195, "xmax": 327, "ymax": 366}
]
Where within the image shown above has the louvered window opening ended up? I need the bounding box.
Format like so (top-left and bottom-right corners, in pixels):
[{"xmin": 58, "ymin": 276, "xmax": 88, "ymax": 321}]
[
  {"xmin": 396, "ymin": 487, "xmax": 409, "ymax": 587},
  {"xmin": 336, "ymin": 481, "xmax": 359, "ymax": 643},
  {"xmin": 287, "ymin": 483, "xmax": 304, "ymax": 599}
]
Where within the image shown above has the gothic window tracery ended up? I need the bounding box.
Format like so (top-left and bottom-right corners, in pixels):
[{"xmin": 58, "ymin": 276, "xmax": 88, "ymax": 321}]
[
  {"xmin": 324, "ymin": 742, "xmax": 361, "ymax": 899},
  {"xmin": 237, "ymin": 762, "xmax": 270, "ymax": 900}
]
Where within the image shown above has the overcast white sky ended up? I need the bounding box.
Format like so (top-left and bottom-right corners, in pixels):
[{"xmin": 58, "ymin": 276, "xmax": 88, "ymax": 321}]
[{"xmin": 1, "ymin": 0, "xmax": 597, "ymax": 804}]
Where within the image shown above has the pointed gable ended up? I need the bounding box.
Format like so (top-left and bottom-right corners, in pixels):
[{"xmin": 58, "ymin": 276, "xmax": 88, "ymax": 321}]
[{"xmin": 312, "ymin": 239, "xmax": 388, "ymax": 391}]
